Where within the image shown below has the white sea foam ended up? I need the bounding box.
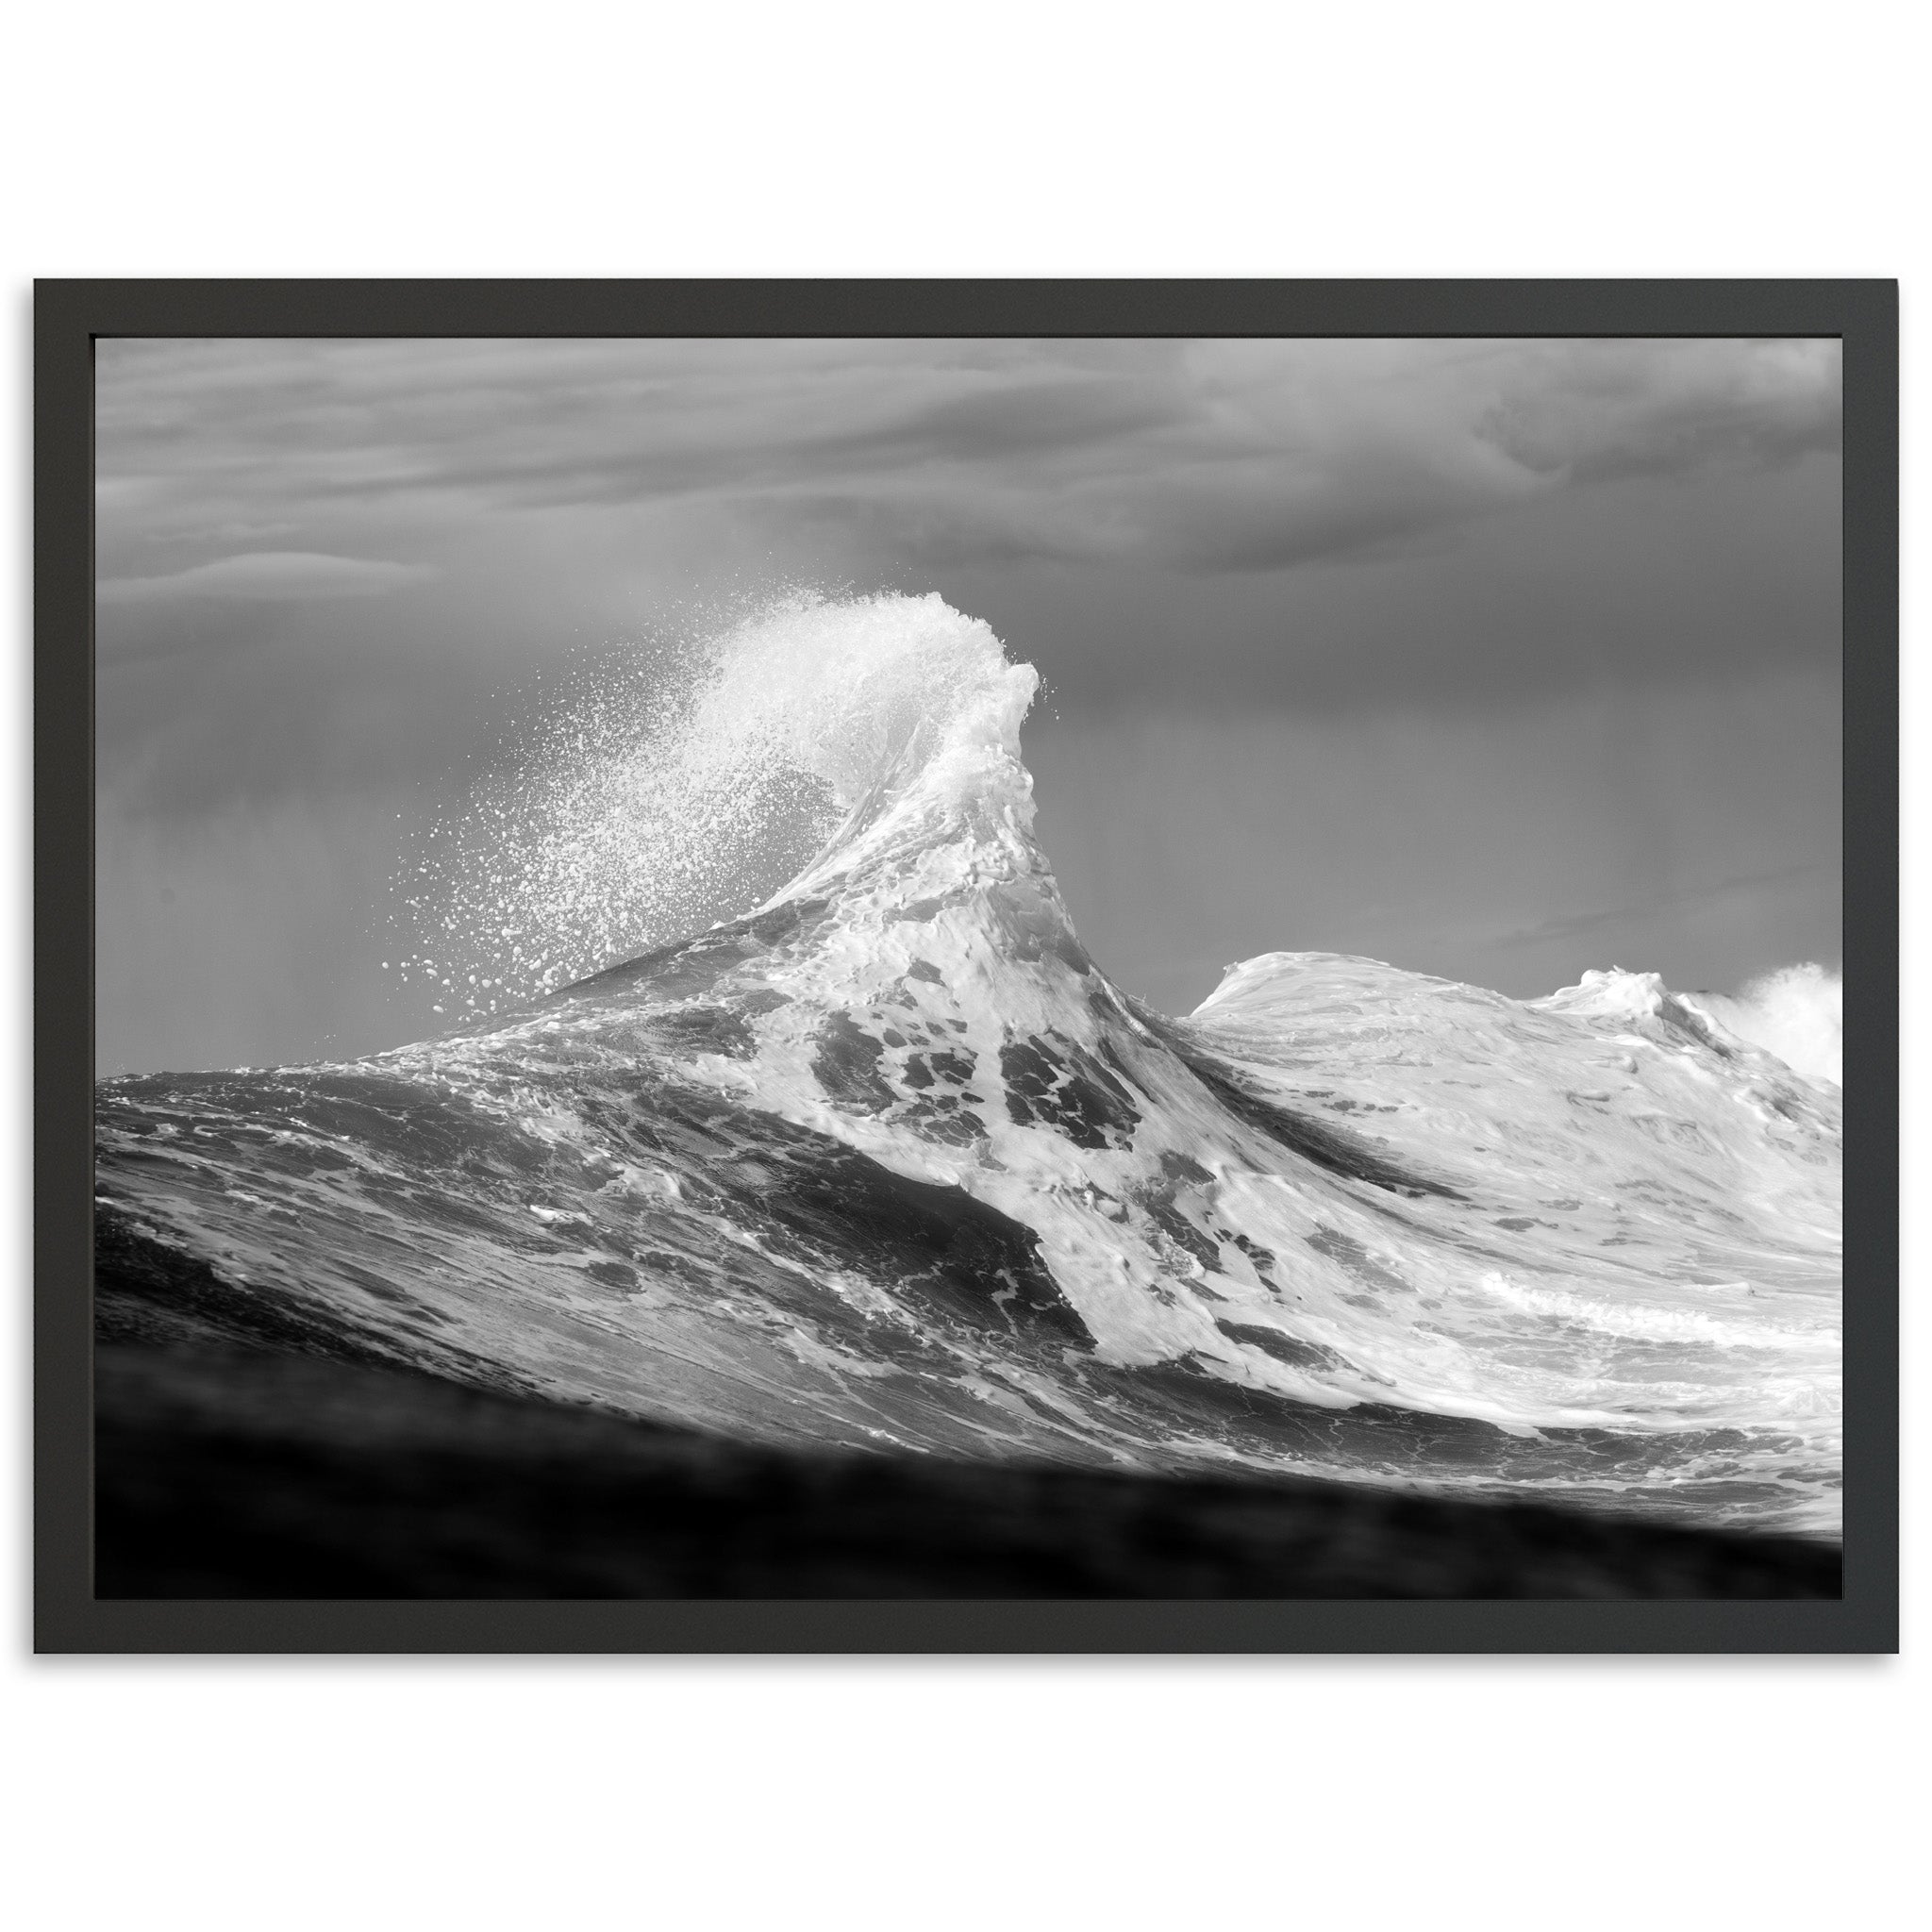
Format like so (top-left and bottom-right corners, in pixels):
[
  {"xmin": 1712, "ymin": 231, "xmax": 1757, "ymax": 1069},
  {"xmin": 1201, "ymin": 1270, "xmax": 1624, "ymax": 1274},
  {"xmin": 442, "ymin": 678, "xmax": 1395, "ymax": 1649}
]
[{"xmin": 1694, "ymin": 963, "xmax": 1842, "ymax": 1087}]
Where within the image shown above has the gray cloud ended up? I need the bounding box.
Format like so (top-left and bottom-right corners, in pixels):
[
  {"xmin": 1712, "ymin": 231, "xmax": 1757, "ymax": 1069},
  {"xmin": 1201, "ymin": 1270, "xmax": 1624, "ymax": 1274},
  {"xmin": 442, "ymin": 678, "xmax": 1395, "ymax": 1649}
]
[
  {"xmin": 95, "ymin": 338, "xmax": 1840, "ymax": 581},
  {"xmin": 92, "ymin": 337, "xmax": 1844, "ymax": 737},
  {"xmin": 1474, "ymin": 340, "xmax": 1842, "ymax": 483}
]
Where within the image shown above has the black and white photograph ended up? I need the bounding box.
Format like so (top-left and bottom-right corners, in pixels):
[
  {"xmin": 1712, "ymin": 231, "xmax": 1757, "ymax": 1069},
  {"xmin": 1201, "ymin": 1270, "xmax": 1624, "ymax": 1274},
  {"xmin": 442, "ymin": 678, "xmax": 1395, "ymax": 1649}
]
[{"xmin": 81, "ymin": 325, "xmax": 1854, "ymax": 1603}]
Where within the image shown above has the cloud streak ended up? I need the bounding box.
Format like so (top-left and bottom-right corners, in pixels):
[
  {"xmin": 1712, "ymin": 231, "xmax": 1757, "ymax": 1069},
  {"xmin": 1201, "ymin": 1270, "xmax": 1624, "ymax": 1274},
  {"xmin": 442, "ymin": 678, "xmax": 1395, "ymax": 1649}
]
[
  {"xmin": 98, "ymin": 551, "xmax": 436, "ymax": 604},
  {"xmin": 1494, "ymin": 864, "xmax": 1824, "ymax": 952}
]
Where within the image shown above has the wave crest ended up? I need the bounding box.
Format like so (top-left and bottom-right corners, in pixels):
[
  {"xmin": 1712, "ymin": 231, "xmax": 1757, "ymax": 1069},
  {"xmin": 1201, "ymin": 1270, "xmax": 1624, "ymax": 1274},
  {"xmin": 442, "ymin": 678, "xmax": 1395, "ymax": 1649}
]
[{"xmin": 392, "ymin": 592, "xmax": 1032, "ymax": 1017}]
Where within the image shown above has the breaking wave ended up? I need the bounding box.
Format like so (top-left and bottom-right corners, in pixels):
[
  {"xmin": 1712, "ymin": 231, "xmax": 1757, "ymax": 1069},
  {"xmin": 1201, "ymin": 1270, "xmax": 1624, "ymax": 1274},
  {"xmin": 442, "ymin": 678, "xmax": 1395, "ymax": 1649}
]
[
  {"xmin": 389, "ymin": 594, "xmax": 1029, "ymax": 1016},
  {"xmin": 95, "ymin": 593, "xmax": 1843, "ymax": 1537},
  {"xmin": 1694, "ymin": 963, "xmax": 1841, "ymax": 1088}
]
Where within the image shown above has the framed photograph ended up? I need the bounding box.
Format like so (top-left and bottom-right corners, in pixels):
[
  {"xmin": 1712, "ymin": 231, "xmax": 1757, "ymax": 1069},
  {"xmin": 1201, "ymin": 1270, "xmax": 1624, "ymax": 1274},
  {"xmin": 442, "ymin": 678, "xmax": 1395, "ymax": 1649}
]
[{"xmin": 34, "ymin": 281, "xmax": 1897, "ymax": 1652}]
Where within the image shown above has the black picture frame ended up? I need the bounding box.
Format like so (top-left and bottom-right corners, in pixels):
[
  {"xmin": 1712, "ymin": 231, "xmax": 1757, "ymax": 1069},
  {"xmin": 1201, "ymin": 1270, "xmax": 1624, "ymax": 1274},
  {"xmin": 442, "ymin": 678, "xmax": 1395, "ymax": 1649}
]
[{"xmin": 36, "ymin": 278, "xmax": 1899, "ymax": 1654}]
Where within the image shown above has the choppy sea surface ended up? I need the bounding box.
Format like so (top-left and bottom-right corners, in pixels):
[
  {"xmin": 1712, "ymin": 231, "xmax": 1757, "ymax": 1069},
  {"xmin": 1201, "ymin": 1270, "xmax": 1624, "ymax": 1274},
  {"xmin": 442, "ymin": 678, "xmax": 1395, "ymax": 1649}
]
[{"xmin": 96, "ymin": 595, "xmax": 1842, "ymax": 1538}]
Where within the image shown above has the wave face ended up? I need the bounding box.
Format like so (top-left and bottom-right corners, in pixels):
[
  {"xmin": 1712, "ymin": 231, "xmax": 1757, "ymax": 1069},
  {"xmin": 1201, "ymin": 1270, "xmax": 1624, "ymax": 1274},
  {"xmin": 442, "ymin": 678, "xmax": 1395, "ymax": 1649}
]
[{"xmin": 95, "ymin": 594, "xmax": 1843, "ymax": 1538}]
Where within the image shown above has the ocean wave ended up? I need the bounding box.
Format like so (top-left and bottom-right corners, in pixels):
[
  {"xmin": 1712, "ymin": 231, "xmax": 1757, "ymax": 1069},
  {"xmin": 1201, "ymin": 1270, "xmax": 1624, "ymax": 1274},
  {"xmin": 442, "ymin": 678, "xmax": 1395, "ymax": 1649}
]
[{"xmin": 95, "ymin": 594, "xmax": 1842, "ymax": 1537}]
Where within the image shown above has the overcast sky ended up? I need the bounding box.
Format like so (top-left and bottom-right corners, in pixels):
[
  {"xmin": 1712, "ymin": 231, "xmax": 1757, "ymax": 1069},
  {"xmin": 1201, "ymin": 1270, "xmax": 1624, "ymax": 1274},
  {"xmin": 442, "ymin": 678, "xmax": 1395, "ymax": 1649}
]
[{"xmin": 95, "ymin": 337, "xmax": 1841, "ymax": 1074}]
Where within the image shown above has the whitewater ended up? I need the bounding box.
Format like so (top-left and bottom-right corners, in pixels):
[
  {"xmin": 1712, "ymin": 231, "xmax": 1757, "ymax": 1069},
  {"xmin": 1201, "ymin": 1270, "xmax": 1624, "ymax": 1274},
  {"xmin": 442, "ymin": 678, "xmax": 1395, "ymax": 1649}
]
[{"xmin": 94, "ymin": 594, "xmax": 1843, "ymax": 1538}]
